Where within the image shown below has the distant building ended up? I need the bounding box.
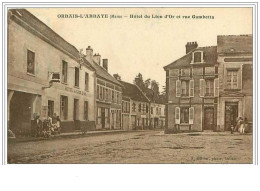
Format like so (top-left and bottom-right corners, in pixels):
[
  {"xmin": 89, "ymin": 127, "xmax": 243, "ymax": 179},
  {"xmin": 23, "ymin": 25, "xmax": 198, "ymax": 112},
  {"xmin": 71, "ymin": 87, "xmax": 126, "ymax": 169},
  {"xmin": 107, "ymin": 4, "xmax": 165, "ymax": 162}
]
[
  {"xmin": 134, "ymin": 77, "xmax": 166, "ymax": 129},
  {"xmin": 119, "ymin": 80, "xmax": 150, "ymax": 130},
  {"xmin": 217, "ymin": 35, "xmax": 253, "ymax": 131},
  {"xmin": 8, "ymin": 9, "xmax": 96, "ymax": 135},
  {"xmin": 164, "ymin": 42, "xmax": 218, "ymax": 131},
  {"xmin": 85, "ymin": 49, "xmax": 123, "ymax": 130}
]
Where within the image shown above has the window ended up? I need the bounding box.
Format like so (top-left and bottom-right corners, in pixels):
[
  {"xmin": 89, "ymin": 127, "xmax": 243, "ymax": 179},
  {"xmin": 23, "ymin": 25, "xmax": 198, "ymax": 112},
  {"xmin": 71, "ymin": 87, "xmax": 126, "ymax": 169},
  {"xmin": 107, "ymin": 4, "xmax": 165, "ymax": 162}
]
[
  {"xmin": 97, "ymin": 107, "xmax": 102, "ymax": 124},
  {"xmin": 85, "ymin": 72, "xmax": 89, "ymax": 91},
  {"xmin": 62, "ymin": 60, "xmax": 68, "ymax": 83},
  {"xmin": 146, "ymin": 105, "xmax": 149, "ymax": 113},
  {"xmin": 27, "ymin": 50, "xmax": 35, "ymax": 74},
  {"xmin": 105, "ymin": 88, "xmax": 109, "ymax": 100},
  {"xmin": 200, "ymin": 79, "xmax": 206, "ymax": 97},
  {"xmin": 175, "ymin": 107, "xmax": 180, "ymax": 124},
  {"xmin": 75, "ymin": 67, "xmax": 79, "ymax": 87},
  {"xmin": 194, "ymin": 52, "xmax": 202, "ymax": 63},
  {"xmin": 227, "ymin": 70, "xmax": 238, "ymax": 89},
  {"xmin": 112, "ymin": 90, "xmax": 115, "ymax": 102},
  {"xmin": 205, "ymin": 79, "xmax": 214, "ymax": 96},
  {"xmin": 189, "ymin": 79, "xmax": 194, "ymax": 97},
  {"xmin": 214, "ymin": 78, "xmax": 219, "ymax": 97},
  {"xmin": 132, "ymin": 102, "xmax": 136, "ymax": 112},
  {"xmin": 181, "ymin": 81, "xmax": 189, "ymax": 96},
  {"xmin": 138, "ymin": 104, "xmax": 141, "ymax": 112},
  {"xmin": 151, "ymin": 107, "xmax": 153, "ymax": 114},
  {"xmin": 181, "ymin": 69, "xmax": 190, "ymax": 76},
  {"xmin": 84, "ymin": 101, "xmax": 88, "ymax": 120},
  {"xmin": 60, "ymin": 95, "xmax": 68, "ymax": 120},
  {"xmin": 176, "ymin": 80, "xmax": 181, "ymax": 97},
  {"xmin": 180, "ymin": 107, "xmax": 189, "ymax": 124}
]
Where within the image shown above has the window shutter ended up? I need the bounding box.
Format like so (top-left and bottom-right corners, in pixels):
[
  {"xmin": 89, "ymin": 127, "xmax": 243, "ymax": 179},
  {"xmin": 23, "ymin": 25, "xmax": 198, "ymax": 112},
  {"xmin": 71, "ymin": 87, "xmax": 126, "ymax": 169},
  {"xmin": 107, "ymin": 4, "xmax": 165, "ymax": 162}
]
[
  {"xmin": 200, "ymin": 79, "xmax": 205, "ymax": 97},
  {"xmin": 176, "ymin": 80, "xmax": 181, "ymax": 97},
  {"xmin": 214, "ymin": 78, "xmax": 219, "ymax": 97},
  {"xmin": 189, "ymin": 79, "xmax": 194, "ymax": 97},
  {"xmin": 189, "ymin": 107, "xmax": 194, "ymax": 124},
  {"xmin": 175, "ymin": 107, "xmax": 180, "ymax": 124}
]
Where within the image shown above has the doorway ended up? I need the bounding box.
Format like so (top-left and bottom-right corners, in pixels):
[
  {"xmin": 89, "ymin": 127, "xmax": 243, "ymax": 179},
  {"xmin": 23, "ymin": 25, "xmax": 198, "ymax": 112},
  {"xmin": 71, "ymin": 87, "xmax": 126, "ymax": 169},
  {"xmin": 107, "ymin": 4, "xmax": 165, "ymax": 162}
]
[
  {"xmin": 48, "ymin": 100, "xmax": 54, "ymax": 117},
  {"xmin": 101, "ymin": 108, "xmax": 105, "ymax": 129},
  {"xmin": 204, "ymin": 107, "xmax": 214, "ymax": 130},
  {"xmin": 225, "ymin": 102, "xmax": 238, "ymax": 131},
  {"xmin": 9, "ymin": 91, "xmax": 33, "ymax": 135}
]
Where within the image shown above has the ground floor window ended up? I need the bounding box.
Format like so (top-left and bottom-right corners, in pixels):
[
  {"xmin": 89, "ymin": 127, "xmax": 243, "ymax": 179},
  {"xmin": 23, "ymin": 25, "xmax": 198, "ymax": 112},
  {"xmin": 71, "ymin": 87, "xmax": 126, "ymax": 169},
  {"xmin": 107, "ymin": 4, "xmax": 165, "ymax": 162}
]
[
  {"xmin": 60, "ymin": 95, "xmax": 68, "ymax": 120},
  {"xmin": 180, "ymin": 107, "xmax": 189, "ymax": 124},
  {"xmin": 84, "ymin": 101, "xmax": 88, "ymax": 120},
  {"xmin": 97, "ymin": 107, "xmax": 102, "ymax": 125}
]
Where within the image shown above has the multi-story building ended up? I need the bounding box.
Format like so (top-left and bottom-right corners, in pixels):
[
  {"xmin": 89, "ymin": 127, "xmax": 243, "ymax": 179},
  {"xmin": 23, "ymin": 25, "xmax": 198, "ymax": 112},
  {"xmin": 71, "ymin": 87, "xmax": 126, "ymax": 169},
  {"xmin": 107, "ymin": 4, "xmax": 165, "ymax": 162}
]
[
  {"xmin": 8, "ymin": 9, "xmax": 96, "ymax": 135},
  {"xmin": 164, "ymin": 35, "xmax": 253, "ymax": 132},
  {"xmin": 84, "ymin": 49, "xmax": 123, "ymax": 130},
  {"xmin": 164, "ymin": 42, "xmax": 218, "ymax": 131},
  {"xmin": 217, "ymin": 35, "xmax": 253, "ymax": 131},
  {"xmin": 119, "ymin": 80, "xmax": 150, "ymax": 130}
]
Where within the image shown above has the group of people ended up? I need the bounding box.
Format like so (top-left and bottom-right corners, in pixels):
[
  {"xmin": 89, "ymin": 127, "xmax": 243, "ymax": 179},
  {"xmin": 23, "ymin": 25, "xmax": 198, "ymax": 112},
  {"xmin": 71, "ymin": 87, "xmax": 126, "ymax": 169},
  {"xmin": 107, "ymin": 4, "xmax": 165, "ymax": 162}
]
[
  {"xmin": 32, "ymin": 113, "xmax": 61, "ymax": 138},
  {"xmin": 231, "ymin": 117, "xmax": 249, "ymax": 134}
]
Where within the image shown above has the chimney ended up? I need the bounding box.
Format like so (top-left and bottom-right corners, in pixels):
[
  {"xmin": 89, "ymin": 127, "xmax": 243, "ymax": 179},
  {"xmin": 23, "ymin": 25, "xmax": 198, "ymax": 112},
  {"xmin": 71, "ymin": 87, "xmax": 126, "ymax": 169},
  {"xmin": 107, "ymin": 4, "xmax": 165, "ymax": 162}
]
[
  {"xmin": 85, "ymin": 46, "xmax": 93, "ymax": 63},
  {"xmin": 103, "ymin": 59, "xmax": 108, "ymax": 71},
  {"xmin": 93, "ymin": 53, "xmax": 101, "ymax": 65},
  {"xmin": 185, "ymin": 42, "xmax": 198, "ymax": 54}
]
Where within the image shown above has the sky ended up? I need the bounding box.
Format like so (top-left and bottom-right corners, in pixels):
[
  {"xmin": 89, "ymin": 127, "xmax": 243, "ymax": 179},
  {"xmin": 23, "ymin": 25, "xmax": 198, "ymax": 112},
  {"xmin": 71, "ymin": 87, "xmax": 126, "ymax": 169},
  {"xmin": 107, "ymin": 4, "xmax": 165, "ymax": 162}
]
[{"xmin": 27, "ymin": 8, "xmax": 252, "ymax": 91}]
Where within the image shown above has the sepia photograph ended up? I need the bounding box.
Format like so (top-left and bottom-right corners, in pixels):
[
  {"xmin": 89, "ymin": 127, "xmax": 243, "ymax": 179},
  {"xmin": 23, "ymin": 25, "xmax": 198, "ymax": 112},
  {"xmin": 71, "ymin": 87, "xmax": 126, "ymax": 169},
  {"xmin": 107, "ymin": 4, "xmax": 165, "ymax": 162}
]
[{"xmin": 5, "ymin": 6, "xmax": 254, "ymax": 164}]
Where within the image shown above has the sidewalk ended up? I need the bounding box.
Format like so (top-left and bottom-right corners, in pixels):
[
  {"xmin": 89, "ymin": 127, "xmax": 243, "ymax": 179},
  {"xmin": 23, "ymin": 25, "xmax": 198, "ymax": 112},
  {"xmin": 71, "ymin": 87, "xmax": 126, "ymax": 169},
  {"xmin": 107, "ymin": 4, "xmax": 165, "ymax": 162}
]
[{"xmin": 8, "ymin": 129, "xmax": 130, "ymax": 143}]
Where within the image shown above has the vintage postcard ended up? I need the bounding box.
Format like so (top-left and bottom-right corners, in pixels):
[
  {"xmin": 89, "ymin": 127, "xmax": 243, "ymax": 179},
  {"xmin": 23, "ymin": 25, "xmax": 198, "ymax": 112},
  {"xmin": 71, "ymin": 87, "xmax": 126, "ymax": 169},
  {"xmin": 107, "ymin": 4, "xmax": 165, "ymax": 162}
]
[{"xmin": 5, "ymin": 6, "xmax": 255, "ymax": 164}]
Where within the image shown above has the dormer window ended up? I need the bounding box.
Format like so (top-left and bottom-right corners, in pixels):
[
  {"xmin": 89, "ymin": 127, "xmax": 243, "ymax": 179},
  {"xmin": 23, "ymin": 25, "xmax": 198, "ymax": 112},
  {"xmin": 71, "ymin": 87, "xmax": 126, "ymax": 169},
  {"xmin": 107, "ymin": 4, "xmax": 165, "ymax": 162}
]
[{"xmin": 192, "ymin": 51, "xmax": 204, "ymax": 63}]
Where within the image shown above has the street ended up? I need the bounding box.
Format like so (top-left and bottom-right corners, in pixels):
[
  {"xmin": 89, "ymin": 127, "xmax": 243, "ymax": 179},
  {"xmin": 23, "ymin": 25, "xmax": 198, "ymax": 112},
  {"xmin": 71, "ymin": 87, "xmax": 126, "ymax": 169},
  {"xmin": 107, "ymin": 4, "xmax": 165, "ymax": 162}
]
[{"xmin": 8, "ymin": 131, "xmax": 252, "ymax": 164}]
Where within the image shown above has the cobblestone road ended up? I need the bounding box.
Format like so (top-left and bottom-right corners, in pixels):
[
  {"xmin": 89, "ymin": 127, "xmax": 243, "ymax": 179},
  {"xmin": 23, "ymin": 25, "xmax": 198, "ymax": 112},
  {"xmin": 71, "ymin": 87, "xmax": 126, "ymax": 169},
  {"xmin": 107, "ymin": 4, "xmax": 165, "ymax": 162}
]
[{"xmin": 8, "ymin": 131, "xmax": 252, "ymax": 164}]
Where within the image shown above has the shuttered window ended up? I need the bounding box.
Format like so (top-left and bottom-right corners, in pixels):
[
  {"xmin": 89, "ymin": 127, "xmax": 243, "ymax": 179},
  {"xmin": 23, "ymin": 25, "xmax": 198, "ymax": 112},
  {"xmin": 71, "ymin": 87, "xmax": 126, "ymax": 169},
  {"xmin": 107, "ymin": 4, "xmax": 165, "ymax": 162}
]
[
  {"xmin": 189, "ymin": 107, "xmax": 194, "ymax": 124},
  {"xmin": 189, "ymin": 79, "xmax": 194, "ymax": 97},
  {"xmin": 214, "ymin": 78, "xmax": 219, "ymax": 97},
  {"xmin": 176, "ymin": 80, "xmax": 181, "ymax": 97},
  {"xmin": 175, "ymin": 107, "xmax": 180, "ymax": 124},
  {"xmin": 200, "ymin": 79, "xmax": 206, "ymax": 97}
]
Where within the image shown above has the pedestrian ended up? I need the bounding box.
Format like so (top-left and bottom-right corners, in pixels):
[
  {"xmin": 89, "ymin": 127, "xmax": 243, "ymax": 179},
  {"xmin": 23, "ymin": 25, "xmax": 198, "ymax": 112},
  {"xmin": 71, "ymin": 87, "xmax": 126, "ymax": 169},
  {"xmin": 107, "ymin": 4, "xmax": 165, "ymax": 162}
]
[
  {"xmin": 56, "ymin": 116, "xmax": 61, "ymax": 134},
  {"xmin": 230, "ymin": 125, "xmax": 234, "ymax": 134},
  {"xmin": 32, "ymin": 113, "xmax": 42, "ymax": 137},
  {"xmin": 243, "ymin": 117, "xmax": 249, "ymax": 133},
  {"xmin": 235, "ymin": 117, "xmax": 242, "ymax": 132}
]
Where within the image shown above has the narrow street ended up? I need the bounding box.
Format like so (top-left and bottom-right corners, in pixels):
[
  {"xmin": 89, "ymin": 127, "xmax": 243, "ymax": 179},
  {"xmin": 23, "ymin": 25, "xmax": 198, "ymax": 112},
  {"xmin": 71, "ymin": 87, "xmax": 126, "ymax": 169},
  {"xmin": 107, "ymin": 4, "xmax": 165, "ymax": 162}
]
[{"xmin": 8, "ymin": 131, "xmax": 252, "ymax": 164}]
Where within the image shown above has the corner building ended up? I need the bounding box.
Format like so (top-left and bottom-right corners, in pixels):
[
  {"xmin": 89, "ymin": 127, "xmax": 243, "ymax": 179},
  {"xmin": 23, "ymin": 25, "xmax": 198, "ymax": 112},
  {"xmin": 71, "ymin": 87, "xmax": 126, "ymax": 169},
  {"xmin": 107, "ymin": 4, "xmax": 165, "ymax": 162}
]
[
  {"xmin": 164, "ymin": 42, "xmax": 218, "ymax": 131},
  {"xmin": 8, "ymin": 9, "xmax": 96, "ymax": 135}
]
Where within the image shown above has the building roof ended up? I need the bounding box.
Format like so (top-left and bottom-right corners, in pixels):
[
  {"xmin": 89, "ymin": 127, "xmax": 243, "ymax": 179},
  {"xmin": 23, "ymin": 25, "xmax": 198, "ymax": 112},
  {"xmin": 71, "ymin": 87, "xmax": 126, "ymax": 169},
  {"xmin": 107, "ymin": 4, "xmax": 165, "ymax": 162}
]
[
  {"xmin": 92, "ymin": 61, "xmax": 122, "ymax": 86},
  {"xmin": 164, "ymin": 46, "xmax": 217, "ymax": 70},
  {"xmin": 119, "ymin": 81, "xmax": 149, "ymax": 102},
  {"xmin": 140, "ymin": 86, "xmax": 166, "ymax": 104},
  {"xmin": 217, "ymin": 35, "xmax": 253, "ymax": 54},
  {"xmin": 9, "ymin": 9, "xmax": 94, "ymax": 71}
]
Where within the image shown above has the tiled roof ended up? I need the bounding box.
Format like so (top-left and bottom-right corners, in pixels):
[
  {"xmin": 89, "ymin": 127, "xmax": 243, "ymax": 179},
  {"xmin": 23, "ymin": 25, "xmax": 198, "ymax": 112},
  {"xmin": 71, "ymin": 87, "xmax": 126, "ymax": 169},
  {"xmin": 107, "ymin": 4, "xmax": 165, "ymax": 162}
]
[
  {"xmin": 217, "ymin": 35, "xmax": 253, "ymax": 54},
  {"xmin": 119, "ymin": 81, "xmax": 149, "ymax": 102},
  {"xmin": 164, "ymin": 46, "xmax": 217, "ymax": 70},
  {"xmin": 92, "ymin": 61, "xmax": 122, "ymax": 86},
  {"xmin": 9, "ymin": 9, "xmax": 94, "ymax": 70}
]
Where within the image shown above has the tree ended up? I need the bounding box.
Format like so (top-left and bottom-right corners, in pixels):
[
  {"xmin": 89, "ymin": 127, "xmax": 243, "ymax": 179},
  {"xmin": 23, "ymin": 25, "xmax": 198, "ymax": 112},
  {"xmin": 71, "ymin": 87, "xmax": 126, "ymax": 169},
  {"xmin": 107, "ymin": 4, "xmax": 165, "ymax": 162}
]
[
  {"xmin": 144, "ymin": 78, "xmax": 151, "ymax": 88},
  {"xmin": 151, "ymin": 80, "xmax": 159, "ymax": 95}
]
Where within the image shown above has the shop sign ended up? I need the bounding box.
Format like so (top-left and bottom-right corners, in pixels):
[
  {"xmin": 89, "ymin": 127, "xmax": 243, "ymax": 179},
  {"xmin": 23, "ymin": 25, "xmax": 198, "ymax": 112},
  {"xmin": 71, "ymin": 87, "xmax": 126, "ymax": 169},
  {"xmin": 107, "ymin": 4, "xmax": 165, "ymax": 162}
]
[{"xmin": 65, "ymin": 87, "xmax": 87, "ymax": 96}]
